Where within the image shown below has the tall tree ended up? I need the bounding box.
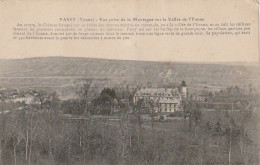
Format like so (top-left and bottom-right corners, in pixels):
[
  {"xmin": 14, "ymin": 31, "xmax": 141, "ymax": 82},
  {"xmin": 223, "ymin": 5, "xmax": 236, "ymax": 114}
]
[
  {"xmin": 136, "ymin": 99, "xmax": 144, "ymax": 129},
  {"xmin": 33, "ymin": 90, "xmax": 48, "ymax": 109},
  {"xmin": 77, "ymin": 79, "xmax": 93, "ymax": 115}
]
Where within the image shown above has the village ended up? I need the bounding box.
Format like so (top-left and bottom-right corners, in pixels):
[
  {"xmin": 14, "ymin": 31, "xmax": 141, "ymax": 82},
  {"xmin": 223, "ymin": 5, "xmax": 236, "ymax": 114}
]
[
  {"xmin": 0, "ymin": 79, "xmax": 257, "ymax": 120},
  {"xmin": 0, "ymin": 77, "xmax": 258, "ymax": 165}
]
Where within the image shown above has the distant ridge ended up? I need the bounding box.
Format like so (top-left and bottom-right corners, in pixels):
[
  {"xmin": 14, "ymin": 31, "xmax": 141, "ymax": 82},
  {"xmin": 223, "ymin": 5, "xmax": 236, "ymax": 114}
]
[
  {"xmin": 0, "ymin": 56, "xmax": 257, "ymax": 91},
  {"xmin": 2, "ymin": 56, "xmax": 258, "ymax": 66}
]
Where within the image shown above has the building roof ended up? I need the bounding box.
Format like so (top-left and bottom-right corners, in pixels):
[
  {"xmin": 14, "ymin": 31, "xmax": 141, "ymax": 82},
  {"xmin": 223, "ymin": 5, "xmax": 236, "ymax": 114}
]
[{"xmin": 134, "ymin": 88, "xmax": 180, "ymax": 97}]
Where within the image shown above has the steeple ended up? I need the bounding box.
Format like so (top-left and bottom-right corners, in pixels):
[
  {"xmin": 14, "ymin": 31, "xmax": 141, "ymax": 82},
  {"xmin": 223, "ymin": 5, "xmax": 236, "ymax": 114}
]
[{"xmin": 181, "ymin": 81, "xmax": 187, "ymax": 99}]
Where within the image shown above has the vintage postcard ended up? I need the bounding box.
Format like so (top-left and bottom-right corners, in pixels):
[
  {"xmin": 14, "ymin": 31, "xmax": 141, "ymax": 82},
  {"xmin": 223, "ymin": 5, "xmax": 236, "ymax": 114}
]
[{"xmin": 0, "ymin": 0, "xmax": 259, "ymax": 164}]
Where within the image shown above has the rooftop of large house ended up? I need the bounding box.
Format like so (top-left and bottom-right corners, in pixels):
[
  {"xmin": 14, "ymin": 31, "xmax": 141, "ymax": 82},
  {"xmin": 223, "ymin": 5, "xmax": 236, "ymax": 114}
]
[{"xmin": 134, "ymin": 88, "xmax": 180, "ymax": 97}]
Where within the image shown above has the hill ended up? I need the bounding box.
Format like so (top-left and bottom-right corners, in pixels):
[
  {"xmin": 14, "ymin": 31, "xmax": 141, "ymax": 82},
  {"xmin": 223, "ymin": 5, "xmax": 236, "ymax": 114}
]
[{"xmin": 0, "ymin": 57, "xmax": 257, "ymax": 98}]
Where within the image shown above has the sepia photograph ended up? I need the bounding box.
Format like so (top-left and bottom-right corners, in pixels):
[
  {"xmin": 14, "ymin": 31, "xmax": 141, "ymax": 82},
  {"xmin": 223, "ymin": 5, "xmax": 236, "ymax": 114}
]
[{"xmin": 0, "ymin": 0, "xmax": 259, "ymax": 164}]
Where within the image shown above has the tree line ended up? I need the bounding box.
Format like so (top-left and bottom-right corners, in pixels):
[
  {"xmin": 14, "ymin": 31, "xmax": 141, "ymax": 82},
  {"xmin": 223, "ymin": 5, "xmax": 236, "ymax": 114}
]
[{"xmin": 0, "ymin": 82, "xmax": 258, "ymax": 165}]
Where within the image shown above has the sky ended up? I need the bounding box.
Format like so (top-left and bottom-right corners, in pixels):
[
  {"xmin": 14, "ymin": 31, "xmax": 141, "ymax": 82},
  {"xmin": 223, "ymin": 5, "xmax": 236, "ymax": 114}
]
[{"xmin": 0, "ymin": 0, "xmax": 258, "ymax": 63}]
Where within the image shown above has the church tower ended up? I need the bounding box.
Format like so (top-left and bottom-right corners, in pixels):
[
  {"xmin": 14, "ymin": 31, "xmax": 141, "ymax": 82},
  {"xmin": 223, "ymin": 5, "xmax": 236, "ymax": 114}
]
[{"xmin": 181, "ymin": 81, "xmax": 187, "ymax": 100}]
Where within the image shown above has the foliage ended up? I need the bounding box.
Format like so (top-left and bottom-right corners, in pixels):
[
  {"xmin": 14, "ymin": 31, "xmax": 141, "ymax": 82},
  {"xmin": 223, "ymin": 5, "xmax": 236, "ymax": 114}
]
[
  {"xmin": 91, "ymin": 88, "xmax": 117, "ymax": 115},
  {"xmin": 0, "ymin": 84, "xmax": 258, "ymax": 165}
]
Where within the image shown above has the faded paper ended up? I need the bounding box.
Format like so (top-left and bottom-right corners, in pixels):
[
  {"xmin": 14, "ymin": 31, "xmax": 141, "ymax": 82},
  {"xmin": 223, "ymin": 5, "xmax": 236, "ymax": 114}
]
[
  {"xmin": 0, "ymin": 0, "xmax": 259, "ymax": 165},
  {"xmin": 0, "ymin": 0, "xmax": 258, "ymax": 62}
]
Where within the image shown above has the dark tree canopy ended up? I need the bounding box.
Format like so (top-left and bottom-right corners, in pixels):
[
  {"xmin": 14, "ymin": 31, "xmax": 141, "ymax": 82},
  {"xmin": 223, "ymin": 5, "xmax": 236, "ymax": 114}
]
[
  {"xmin": 93, "ymin": 88, "xmax": 117, "ymax": 106},
  {"xmin": 100, "ymin": 88, "xmax": 116, "ymax": 99},
  {"xmin": 181, "ymin": 80, "xmax": 187, "ymax": 87}
]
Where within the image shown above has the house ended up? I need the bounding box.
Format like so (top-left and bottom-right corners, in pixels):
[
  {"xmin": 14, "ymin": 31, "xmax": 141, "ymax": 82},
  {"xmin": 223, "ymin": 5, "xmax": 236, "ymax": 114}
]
[{"xmin": 133, "ymin": 81, "xmax": 187, "ymax": 113}]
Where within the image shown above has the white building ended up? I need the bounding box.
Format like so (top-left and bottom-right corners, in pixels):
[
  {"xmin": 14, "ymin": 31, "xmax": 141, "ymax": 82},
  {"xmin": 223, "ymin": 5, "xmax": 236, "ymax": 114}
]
[
  {"xmin": 158, "ymin": 98, "xmax": 180, "ymax": 113},
  {"xmin": 133, "ymin": 85, "xmax": 187, "ymax": 113}
]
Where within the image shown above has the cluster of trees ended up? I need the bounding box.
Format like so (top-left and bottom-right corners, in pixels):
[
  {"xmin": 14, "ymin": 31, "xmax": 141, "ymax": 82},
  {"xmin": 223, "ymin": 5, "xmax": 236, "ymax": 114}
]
[
  {"xmin": 63, "ymin": 87, "xmax": 119, "ymax": 116},
  {"xmin": 0, "ymin": 82, "xmax": 258, "ymax": 165},
  {"xmin": 63, "ymin": 80, "xmax": 135, "ymax": 116},
  {"xmin": 196, "ymin": 85, "xmax": 259, "ymax": 111},
  {"xmin": 0, "ymin": 103, "xmax": 258, "ymax": 165},
  {"xmin": 92, "ymin": 88, "xmax": 117, "ymax": 115},
  {"xmin": 181, "ymin": 85, "xmax": 259, "ymax": 165}
]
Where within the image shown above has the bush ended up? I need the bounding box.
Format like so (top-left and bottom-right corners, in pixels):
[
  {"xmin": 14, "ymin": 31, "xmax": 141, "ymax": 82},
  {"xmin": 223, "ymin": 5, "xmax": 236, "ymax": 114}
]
[{"xmin": 168, "ymin": 111, "xmax": 183, "ymax": 117}]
